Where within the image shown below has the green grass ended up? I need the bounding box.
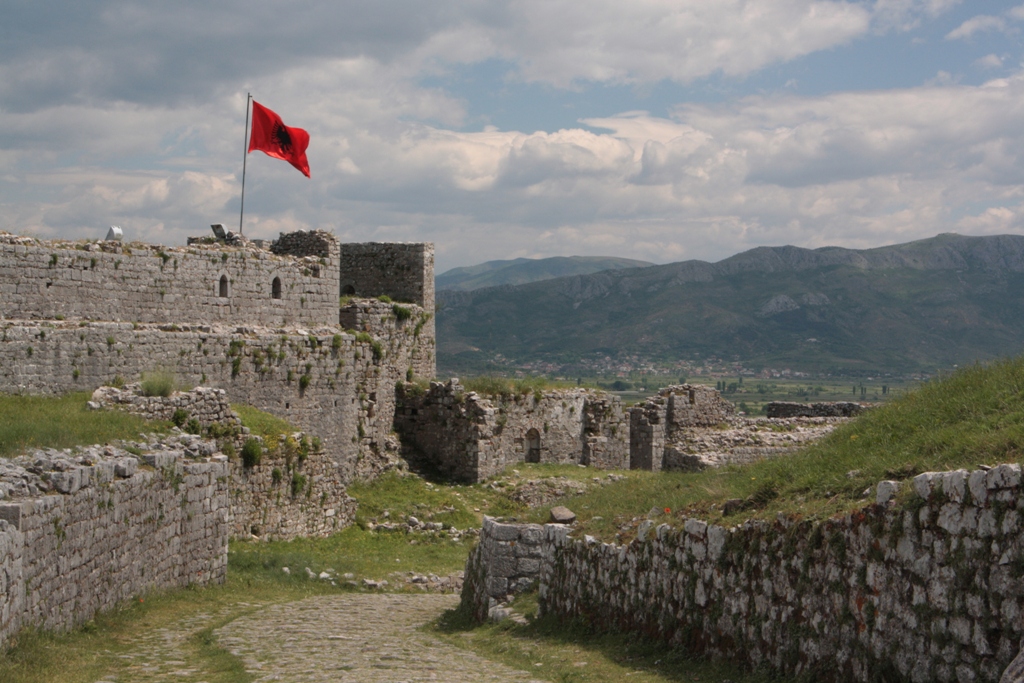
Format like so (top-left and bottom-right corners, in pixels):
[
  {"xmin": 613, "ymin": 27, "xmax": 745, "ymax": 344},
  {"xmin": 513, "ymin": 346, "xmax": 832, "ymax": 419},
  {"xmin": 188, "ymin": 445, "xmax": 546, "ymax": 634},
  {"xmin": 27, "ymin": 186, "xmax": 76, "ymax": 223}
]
[
  {"xmin": 0, "ymin": 393, "xmax": 168, "ymax": 458},
  {"xmin": 139, "ymin": 370, "xmax": 176, "ymax": 397},
  {"xmin": 461, "ymin": 375, "xmax": 592, "ymax": 399},
  {"xmin": 230, "ymin": 527, "xmax": 470, "ymax": 581},
  {"xmin": 232, "ymin": 404, "xmax": 296, "ymax": 441}
]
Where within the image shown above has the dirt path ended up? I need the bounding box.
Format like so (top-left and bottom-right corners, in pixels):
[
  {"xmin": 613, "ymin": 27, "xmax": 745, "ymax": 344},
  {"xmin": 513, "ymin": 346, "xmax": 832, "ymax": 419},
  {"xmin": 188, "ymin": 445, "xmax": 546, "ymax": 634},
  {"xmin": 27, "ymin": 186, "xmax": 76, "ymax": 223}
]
[{"xmin": 214, "ymin": 593, "xmax": 544, "ymax": 682}]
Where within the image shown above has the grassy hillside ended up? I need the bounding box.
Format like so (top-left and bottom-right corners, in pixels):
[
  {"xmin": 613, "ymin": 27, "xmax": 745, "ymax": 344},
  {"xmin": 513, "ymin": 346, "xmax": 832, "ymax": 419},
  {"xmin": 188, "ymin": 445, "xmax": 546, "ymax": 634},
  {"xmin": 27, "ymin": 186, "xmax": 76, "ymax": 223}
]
[
  {"xmin": 438, "ymin": 233, "xmax": 1024, "ymax": 375},
  {"xmin": 524, "ymin": 357, "xmax": 1024, "ymax": 539},
  {"xmin": 436, "ymin": 255, "xmax": 653, "ymax": 291}
]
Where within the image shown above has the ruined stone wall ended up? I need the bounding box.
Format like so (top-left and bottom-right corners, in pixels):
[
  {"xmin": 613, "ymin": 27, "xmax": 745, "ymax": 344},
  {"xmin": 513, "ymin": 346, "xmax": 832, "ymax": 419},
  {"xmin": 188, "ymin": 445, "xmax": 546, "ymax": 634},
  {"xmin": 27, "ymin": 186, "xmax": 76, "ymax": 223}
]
[
  {"xmin": 0, "ymin": 448, "xmax": 229, "ymax": 650},
  {"xmin": 501, "ymin": 465, "xmax": 1024, "ymax": 683},
  {"xmin": 394, "ymin": 380, "xmax": 628, "ymax": 483},
  {"xmin": 228, "ymin": 435, "xmax": 357, "ymax": 540},
  {"xmin": 581, "ymin": 396, "xmax": 629, "ymax": 468},
  {"xmin": 0, "ymin": 316, "xmax": 425, "ymax": 482},
  {"xmin": 86, "ymin": 383, "xmax": 356, "ymax": 541},
  {"xmin": 629, "ymin": 384, "xmax": 735, "ymax": 471},
  {"xmin": 0, "ymin": 232, "xmax": 339, "ymax": 327},
  {"xmin": 338, "ymin": 242, "xmax": 435, "ymax": 312}
]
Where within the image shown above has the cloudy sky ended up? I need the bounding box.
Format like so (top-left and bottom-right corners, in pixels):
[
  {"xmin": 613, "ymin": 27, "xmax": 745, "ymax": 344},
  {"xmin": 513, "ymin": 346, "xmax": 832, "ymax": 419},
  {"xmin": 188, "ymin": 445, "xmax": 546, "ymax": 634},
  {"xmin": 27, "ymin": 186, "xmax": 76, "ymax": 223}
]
[{"xmin": 2, "ymin": 1, "xmax": 1023, "ymax": 271}]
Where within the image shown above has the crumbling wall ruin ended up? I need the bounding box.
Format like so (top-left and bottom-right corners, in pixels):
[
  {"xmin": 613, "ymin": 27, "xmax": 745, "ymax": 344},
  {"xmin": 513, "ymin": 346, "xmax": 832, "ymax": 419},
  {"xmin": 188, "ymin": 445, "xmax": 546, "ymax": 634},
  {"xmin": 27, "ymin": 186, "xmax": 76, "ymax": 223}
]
[
  {"xmin": 88, "ymin": 385, "xmax": 357, "ymax": 540},
  {"xmin": 629, "ymin": 384, "xmax": 735, "ymax": 470},
  {"xmin": 393, "ymin": 380, "xmax": 629, "ymax": 482}
]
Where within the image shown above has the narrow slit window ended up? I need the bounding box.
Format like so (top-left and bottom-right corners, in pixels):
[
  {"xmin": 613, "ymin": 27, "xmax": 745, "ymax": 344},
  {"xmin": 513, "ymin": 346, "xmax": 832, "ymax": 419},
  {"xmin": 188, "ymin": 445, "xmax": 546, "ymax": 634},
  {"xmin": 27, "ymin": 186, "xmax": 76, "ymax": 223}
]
[
  {"xmin": 219, "ymin": 275, "xmax": 229, "ymax": 298},
  {"xmin": 272, "ymin": 277, "xmax": 282, "ymax": 299}
]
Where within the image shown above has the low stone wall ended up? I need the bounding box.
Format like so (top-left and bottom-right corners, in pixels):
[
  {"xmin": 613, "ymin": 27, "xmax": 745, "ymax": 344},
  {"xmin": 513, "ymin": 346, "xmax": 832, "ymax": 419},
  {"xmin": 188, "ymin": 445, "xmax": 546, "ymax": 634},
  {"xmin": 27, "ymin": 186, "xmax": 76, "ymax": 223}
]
[
  {"xmin": 394, "ymin": 380, "xmax": 628, "ymax": 482},
  {"xmin": 766, "ymin": 401, "xmax": 865, "ymax": 418},
  {"xmin": 90, "ymin": 384, "xmax": 241, "ymax": 429},
  {"xmin": 0, "ymin": 444, "xmax": 229, "ymax": 650},
  {"xmin": 661, "ymin": 416, "xmax": 847, "ymax": 472},
  {"xmin": 463, "ymin": 464, "xmax": 1024, "ymax": 682}
]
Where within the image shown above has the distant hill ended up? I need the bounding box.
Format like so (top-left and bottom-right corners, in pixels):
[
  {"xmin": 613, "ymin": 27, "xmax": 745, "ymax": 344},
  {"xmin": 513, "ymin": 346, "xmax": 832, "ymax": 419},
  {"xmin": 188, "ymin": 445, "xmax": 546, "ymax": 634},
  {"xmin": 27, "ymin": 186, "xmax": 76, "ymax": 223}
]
[
  {"xmin": 437, "ymin": 233, "xmax": 1024, "ymax": 375},
  {"xmin": 436, "ymin": 256, "xmax": 654, "ymax": 291}
]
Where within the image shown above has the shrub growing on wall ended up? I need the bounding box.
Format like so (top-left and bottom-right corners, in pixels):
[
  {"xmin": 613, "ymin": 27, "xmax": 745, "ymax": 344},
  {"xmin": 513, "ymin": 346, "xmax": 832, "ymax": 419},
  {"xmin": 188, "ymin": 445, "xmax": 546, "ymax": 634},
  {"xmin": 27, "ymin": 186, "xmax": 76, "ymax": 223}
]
[
  {"xmin": 141, "ymin": 371, "xmax": 175, "ymax": 397},
  {"xmin": 241, "ymin": 438, "xmax": 262, "ymax": 468}
]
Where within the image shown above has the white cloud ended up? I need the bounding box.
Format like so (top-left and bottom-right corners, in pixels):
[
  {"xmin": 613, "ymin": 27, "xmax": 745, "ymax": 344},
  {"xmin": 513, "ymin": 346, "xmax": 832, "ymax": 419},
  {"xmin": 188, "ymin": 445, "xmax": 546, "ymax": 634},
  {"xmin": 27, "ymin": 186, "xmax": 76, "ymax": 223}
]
[
  {"xmin": 2, "ymin": 0, "xmax": 1023, "ymax": 270},
  {"xmin": 975, "ymin": 54, "xmax": 1004, "ymax": 69},
  {"xmin": 946, "ymin": 15, "xmax": 1007, "ymax": 40},
  {"xmin": 871, "ymin": 0, "xmax": 962, "ymax": 31}
]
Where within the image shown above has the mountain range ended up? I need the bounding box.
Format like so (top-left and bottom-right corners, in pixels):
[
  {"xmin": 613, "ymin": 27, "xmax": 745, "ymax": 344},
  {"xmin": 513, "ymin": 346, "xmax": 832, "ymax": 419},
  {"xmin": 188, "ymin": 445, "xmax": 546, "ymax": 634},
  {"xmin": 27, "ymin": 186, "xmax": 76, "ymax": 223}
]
[
  {"xmin": 436, "ymin": 233, "xmax": 1024, "ymax": 376},
  {"xmin": 436, "ymin": 256, "xmax": 653, "ymax": 291}
]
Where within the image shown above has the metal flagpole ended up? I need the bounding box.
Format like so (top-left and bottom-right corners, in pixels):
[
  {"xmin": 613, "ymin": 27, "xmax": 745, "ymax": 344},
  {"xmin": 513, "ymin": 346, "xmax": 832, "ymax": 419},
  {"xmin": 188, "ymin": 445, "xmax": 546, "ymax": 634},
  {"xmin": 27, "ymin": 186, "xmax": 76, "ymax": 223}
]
[{"xmin": 239, "ymin": 93, "xmax": 252, "ymax": 236}]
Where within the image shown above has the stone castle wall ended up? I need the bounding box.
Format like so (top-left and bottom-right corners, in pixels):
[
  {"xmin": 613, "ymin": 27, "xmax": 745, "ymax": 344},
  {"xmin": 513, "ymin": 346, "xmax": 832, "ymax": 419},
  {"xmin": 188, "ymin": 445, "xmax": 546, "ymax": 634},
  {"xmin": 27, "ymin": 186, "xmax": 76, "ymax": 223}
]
[
  {"xmin": 464, "ymin": 464, "xmax": 1024, "ymax": 682},
  {"xmin": 90, "ymin": 385, "xmax": 242, "ymax": 429},
  {"xmin": 0, "ymin": 232, "xmax": 340, "ymax": 328},
  {"xmin": 0, "ymin": 447, "xmax": 229, "ymax": 650},
  {"xmin": 340, "ymin": 298, "xmax": 435, "ymax": 381},
  {"xmin": 0, "ymin": 313, "xmax": 429, "ymax": 482},
  {"xmin": 338, "ymin": 242, "xmax": 435, "ymax": 312},
  {"xmin": 394, "ymin": 380, "xmax": 629, "ymax": 483}
]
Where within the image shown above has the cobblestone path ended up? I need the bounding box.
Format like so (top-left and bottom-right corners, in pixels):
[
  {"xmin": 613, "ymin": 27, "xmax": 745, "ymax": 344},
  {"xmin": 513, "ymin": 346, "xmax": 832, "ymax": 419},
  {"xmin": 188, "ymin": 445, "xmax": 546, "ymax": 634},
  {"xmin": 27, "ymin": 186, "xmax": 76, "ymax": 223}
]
[
  {"xmin": 95, "ymin": 601, "xmax": 260, "ymax": 682},
  {"xmin": 215, "ymin": 593, "xmax": 544, "ymax": 682}
]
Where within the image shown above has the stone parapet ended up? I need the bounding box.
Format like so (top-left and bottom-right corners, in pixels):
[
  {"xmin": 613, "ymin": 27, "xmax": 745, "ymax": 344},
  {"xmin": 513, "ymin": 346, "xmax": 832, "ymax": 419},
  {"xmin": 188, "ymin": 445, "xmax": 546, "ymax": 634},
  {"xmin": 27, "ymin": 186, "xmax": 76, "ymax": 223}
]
[
  {"xmin": 90, "ymin": 384, "xmax": 241, "ymax": 429},
  {"xmin": 0, "ymin": 232, "xmax": 339, "ymax": 327}
]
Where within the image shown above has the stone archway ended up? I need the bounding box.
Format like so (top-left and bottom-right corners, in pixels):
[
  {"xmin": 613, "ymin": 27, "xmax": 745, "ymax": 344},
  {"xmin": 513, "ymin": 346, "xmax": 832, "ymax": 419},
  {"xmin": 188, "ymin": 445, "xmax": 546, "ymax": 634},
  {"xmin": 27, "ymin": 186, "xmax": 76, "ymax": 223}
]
[{"xmin": 525, "ymin": 428, "xmax": 541, "ymax": 463}]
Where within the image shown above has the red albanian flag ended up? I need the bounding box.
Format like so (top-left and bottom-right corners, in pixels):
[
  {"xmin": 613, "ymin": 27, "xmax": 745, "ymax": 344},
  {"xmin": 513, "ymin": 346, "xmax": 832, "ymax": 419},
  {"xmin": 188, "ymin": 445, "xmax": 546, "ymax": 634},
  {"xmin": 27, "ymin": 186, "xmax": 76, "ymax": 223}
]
[{"xmin": 248, "ymin": 100, "xmax": 310, "ymax": 177}]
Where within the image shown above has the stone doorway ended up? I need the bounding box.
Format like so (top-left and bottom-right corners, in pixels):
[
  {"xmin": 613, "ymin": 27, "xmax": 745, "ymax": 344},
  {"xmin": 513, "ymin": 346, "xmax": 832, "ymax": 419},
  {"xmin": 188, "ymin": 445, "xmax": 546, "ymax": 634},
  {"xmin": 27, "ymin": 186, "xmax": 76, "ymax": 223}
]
[{"xmin": 526, "ymin": 428, "xmax": 541, "ymax": 463}]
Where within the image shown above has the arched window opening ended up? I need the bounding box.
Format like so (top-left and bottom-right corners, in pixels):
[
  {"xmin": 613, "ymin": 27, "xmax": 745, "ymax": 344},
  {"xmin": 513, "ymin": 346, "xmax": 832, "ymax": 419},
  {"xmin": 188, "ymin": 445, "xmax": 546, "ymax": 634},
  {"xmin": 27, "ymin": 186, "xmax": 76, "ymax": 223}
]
[
  {"xmin": 219, "ymin": 275, "xmax": 229, "ymax": 298},
  {"xmin": 342, "ymin": 284, "xmax": 356, "ymax": 296},
  {"xmin": 272, "ymin": 277, "xmax": 282, "ymax": 299},
  {"xmin": 526, "ymin": 428, "xmax": 541, "ymax": 463}
]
